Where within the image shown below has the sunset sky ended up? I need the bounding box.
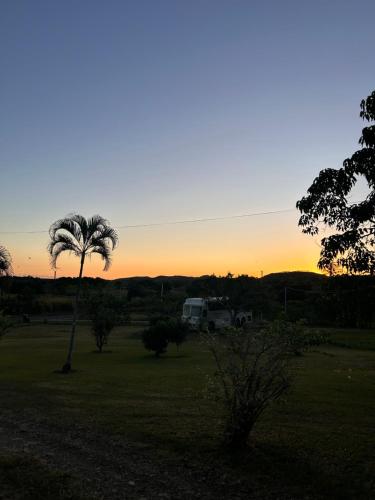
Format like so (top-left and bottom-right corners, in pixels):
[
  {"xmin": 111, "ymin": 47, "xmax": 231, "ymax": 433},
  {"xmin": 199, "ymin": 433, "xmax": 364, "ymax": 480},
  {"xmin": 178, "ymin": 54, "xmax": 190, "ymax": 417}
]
[{"xmin": 1, "ymin": 0, "xmax": 374, "ymax": 279}]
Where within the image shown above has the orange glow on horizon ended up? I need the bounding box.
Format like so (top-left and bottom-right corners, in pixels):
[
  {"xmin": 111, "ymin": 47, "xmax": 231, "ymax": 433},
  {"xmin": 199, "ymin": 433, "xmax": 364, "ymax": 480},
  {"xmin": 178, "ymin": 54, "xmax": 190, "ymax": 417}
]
[
  {"xmin": 10, "ymin": 243, "xmax": 322, "ymax": 279},
  {"xmin": 4, "ymin": 213, "xmax": 324, "ymax": 279}
]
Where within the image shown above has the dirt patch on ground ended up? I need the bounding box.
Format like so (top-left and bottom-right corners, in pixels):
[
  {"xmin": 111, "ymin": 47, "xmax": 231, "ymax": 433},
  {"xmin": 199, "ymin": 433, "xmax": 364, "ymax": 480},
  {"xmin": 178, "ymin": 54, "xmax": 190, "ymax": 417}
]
[{"xmin": 0, "ymin": 409, "xmax": 258, "ymax": 500}]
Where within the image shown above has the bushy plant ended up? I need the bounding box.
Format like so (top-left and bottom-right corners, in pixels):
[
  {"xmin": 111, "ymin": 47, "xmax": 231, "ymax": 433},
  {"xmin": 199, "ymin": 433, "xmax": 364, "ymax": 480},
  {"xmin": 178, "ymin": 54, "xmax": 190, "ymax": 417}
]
[
  {"xmin": 274, "ymin": 318, "xmax": 308, "ymax": 355},
  {"xmin": 274, "ymin": 318, "xmax": 329, "ymax": 354},
  {"xmin": 91, "ymin": 306, "xmax": 117, "ymax": 352},
  {"xmin": 203, "ymin": 321, "xmax": 303, "ymax": 448},
  {"xmin": 142, "ymin": 318, "xmax": 189, "ymax": 356},
  {"xmin": 87, "ymin": 294, "xmax": 122, "ymax": 352},
  {"xmin": 142, "ymin": 322, "xmax": 169, "ymax": 357}
]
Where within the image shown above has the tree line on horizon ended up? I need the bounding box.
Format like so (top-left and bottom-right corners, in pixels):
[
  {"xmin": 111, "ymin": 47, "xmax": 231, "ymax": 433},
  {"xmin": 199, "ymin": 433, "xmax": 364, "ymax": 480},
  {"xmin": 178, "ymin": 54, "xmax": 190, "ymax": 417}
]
[{"xmin": 1, "ymin": 271, "xmax": 375, "ymax": 329}]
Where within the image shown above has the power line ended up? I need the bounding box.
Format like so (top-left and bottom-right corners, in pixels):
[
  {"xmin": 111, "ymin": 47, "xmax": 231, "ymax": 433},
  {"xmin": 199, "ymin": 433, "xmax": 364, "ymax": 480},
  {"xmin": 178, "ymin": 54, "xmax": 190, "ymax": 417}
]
[
  {"xmin": 117, "ymin": 208, "xmax": 295, "ymax": 229},
  {"xmin": 0, "ymin": 207, "xmax": 296, "ymax": 235}
]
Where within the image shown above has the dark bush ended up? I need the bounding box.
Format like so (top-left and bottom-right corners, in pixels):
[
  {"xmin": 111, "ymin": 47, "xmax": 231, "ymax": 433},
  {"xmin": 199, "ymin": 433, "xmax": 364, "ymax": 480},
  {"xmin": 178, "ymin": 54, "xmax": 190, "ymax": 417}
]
[
  {"xmin": 91, "ymin": 306, "xmax": 117, "ymax": 352},
  {"xmin": 86, "ymin": 293, "xmax": 123, "ymax": 352},
  {"xmin": 142, "ymin": 322, "xmax": 169, "ymax": 357},
  {"xmin": 142, "ymin": 318, "xmax": 189, "ymax": 356}
]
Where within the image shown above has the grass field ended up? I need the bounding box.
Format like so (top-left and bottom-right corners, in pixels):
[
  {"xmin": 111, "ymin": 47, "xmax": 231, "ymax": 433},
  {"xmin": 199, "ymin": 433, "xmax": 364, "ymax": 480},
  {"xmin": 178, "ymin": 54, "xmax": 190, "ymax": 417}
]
[{"xmin": 0, "ymin": 324, "xmax": 374, "ymax": 498}]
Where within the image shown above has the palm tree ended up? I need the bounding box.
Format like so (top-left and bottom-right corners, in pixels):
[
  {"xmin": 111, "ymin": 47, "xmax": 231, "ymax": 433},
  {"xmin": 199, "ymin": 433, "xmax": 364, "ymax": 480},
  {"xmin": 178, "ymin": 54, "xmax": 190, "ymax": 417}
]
[
  {"xmin": 0, "ymin": 246, "xmax": 13, "ymax": 277},
  {"xmin": 48, "ymin": 214, "xmax": 118, "ymax": 373}
]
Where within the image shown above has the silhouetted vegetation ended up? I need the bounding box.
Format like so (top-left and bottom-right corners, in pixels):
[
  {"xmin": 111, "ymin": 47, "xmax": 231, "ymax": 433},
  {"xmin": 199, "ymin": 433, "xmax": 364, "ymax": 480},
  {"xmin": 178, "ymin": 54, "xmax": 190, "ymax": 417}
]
[
  {"xmin": 142, "ymin": 318, "xmax": 189, "ymax": 356},
  {"xmin": 1, "ymin": 272, "xmax": 375, "ymax": 328},
  {"xmin": 203, "ymin": 320, "xmax": 306, "ymax": 448},
  {"xmin": 142, "ymin": 321, "xmax": 169, "ymax": 357},
  {"xmin": 297, "ymin": 89, "xmax": 375, "ymax": 274},
  {"xmin": 87, "ymin": 294, "xmax": 123, "ymax": 352},
  {"xmin": 48, "ymin": 214, "xmax": 118, "ymax": 372}
]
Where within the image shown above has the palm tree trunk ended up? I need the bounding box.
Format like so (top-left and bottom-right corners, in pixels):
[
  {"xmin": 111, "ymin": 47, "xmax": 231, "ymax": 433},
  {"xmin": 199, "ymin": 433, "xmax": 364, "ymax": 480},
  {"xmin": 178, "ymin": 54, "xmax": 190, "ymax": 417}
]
[{"xmin": 62, "ymin": 253, "xmax": 85, "ymax": 373}]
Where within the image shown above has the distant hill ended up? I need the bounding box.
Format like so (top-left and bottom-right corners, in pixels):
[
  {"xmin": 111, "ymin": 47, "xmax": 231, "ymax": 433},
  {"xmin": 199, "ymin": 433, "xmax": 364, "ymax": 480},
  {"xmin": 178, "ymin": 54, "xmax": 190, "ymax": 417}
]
[{"xmin": 261, "ymin": 271, "xmax": 327, "ymax": 289}]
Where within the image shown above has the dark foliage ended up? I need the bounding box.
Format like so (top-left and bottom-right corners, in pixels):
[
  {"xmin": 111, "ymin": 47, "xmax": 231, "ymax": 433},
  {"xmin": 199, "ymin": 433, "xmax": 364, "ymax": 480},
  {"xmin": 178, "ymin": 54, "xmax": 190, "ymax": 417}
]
[
  {"xmin": 142, "ymin": 318, "xmax": 189, "ymax": 356},
  {"xmin": 142, "ymin": 322, "xmax": 169, "ymax": 357},
  {"xmin": 87, "ymin": 294, "xmax": 123, "ymax": 352},
  {"xmin": 2, "ymin": 272, "xmax": 375, "ymax": 328},
  {"xmin": 90, "ymin": 308, "xmax": 116, "ymax": 352},
  {"xmin": 297, "ymin": 90, "xmax": 375, "ymax": 274}
]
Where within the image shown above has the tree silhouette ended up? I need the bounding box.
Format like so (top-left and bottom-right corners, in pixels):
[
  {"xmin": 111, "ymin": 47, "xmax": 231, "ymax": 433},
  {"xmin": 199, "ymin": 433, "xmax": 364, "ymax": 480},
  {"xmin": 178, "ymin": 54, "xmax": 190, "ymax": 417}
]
[
  {"xmin": 48, "ymin": 214, "xmax": 118, "ymax": 372},
  {"xmin": 297, "ymin": 90, "xmax": 375, "ymax": 274},
  {"xmin": 0, "ymin": 246, "xmax": 13, "ymax": 277}
]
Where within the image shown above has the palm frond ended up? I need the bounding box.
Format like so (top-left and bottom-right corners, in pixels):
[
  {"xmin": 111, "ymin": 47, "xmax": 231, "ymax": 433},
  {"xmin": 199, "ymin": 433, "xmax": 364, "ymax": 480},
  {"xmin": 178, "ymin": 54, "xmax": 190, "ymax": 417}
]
[
  {"xmin": 49, "ymin": 241, "xmax": 81, "ymax": 268},
  {"xmin": 89, "ymin": 227, "xmax": 118, "ymax": 251},
  {"xmin": 97, "ymin": 226, "xmax": 118, "ymax": 249},
  {"xmin": 86, "ymin": 216, "xmax": 118, "ymax": 249},
  {"xmin": 86, "ymin": 215, "xmax": 107, "ymax": 234},
  {"xmin": 48, "ymin": 214, "xmax": 118, "ymax": 271},
  {"xmin": 89, "ymin": 244, "xmax": 112, "ymax": 271},
  {"xmin": 0, "ymin": 245, "xmax": 13, "ymax": 276},
  {"xmin": 49, "ymin": 216, "xmax": 82, "ymax": 244},
  {"xmin": 48, "ymin": 232, "xmax": 81, "ymax": 252},
  {"xmin": 69, "ymin": 214, "xmax": 88, "ymax": 241}
]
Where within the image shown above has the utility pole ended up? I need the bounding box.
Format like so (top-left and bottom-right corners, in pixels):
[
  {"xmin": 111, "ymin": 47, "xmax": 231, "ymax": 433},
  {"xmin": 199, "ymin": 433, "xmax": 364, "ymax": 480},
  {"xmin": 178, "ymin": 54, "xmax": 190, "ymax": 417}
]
[{"xmin": 160, "ymin": 282, "xmax": 164, "ymax": 302}]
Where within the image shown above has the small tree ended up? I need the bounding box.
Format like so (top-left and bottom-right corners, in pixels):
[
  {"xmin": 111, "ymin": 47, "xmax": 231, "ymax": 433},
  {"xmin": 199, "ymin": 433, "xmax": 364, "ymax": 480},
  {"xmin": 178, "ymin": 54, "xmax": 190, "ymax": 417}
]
[
  {"xmin": 90, "ymin": 306, "xmax": 117, "ymax": 352},
  {"xmin": 203, "ymin": 322, "xmax": 299, "ymax": 448},
  {"xmin": 297, "ymin": 90, "xmax": 375, "ymax": 274},
  {"xmin": 86, "ymin": 293, "xmax": 123, "ymax": 352},
  {"xmin": 142, "ymin": 321, "xmax": 169, "ymax": 357}
]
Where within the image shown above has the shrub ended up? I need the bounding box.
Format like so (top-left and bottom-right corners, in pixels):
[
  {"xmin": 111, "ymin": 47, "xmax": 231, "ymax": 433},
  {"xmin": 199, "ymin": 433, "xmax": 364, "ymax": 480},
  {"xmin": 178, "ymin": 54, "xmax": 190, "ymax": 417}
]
[
  {"xmin": 142, "ymin": 318, "xmax": 189, "ymax": 356},
  {"xmin": 86, "ymin": 294, "xmax": 122, "ymax": 352},
  {"xmin": 276, "ymin": 318, "xmax": 308, "ymax": 355},
  {"xmin": 91, "ymin": 306, "xmax": 117, "ymax": 352},
  {"xmin": 203, "ymin": 321, "xmax": 301, "ymax": 448},
  {"xmin": 142, "ymin": 322, "xmax": 169, "ymax": 357}
]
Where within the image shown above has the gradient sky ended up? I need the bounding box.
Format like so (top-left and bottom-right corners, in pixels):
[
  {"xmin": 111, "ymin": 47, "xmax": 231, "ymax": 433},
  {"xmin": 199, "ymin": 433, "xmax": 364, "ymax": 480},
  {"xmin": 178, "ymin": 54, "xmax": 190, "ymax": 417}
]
[{"xmin": 1, "ymin": 0, "xmax": 374, "ymax": 278}]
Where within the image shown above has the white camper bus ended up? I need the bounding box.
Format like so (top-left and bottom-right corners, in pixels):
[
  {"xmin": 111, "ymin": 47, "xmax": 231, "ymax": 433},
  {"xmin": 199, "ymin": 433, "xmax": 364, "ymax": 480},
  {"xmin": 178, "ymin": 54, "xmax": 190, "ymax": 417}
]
[{"xmin": 182, "ymin": 297, "xmax": 252, "ymax": 331}]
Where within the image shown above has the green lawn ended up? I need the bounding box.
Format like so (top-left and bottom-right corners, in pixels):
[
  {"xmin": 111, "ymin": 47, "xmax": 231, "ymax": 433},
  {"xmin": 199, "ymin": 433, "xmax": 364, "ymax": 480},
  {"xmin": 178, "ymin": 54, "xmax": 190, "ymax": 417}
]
[
  {"xmin": 1, "ymin": 324, "xmax": 375, "ymax": 498},
  {"xmin": 325, "ymin": 327, "xmax": 375, "ymax": 350}
]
